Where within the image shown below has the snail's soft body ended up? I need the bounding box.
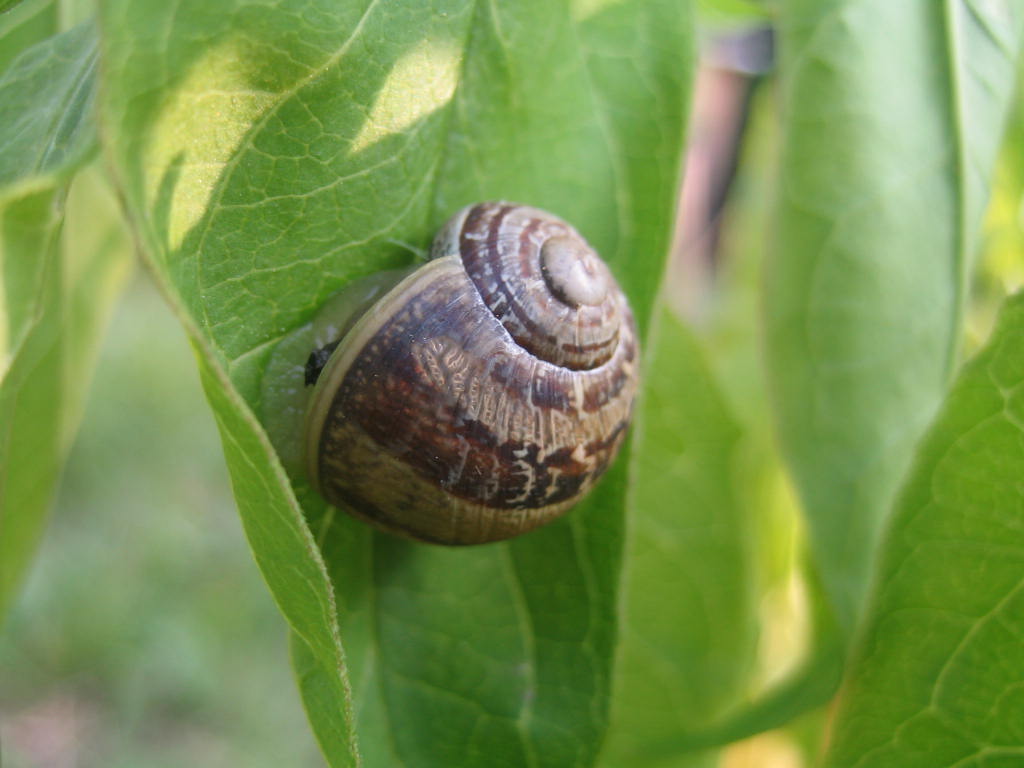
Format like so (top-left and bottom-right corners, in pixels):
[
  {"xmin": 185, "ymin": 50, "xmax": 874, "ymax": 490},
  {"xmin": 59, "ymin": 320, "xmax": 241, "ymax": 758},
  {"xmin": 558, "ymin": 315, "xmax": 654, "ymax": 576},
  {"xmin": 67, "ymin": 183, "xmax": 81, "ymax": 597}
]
[{"xmin": 265, "ymin": 202, "xmax": 638, "ymax": 545}]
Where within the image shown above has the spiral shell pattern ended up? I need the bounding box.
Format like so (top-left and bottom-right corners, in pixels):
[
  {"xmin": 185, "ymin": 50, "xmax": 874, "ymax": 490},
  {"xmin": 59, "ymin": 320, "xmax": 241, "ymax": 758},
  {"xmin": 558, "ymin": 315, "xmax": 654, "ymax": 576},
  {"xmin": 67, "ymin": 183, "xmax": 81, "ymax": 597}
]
[
  {"xmin": 431, "ymin": 203, "xmax": 621, "ymax": 370},
  {"xmin": 306, "ymin": 202, "xmax": 639, "ymax": 545}
]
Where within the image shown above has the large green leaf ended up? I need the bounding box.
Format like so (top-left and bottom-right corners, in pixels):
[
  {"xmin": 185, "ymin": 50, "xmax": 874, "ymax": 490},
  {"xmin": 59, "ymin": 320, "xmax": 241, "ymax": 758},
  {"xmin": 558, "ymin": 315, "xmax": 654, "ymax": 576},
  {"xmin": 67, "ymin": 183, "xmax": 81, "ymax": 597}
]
[
  {"xmin": 1, "ymin": 189, "xmax": 65, "ymax": 622},
  {"xmin": 0, "ymin": 23, "xmax": 127, "ymax": 622},
  {"xmin": 767, "ymin": 0, "xmax": 1024, "ymax": 633},
  {"xmin": 97, "ymin": 1, "xmax": 693, "ymax": 765},
  {"xmin": 599, "ymin": 308, "xmax": 757, "ymax": 767},
  {"xmin": 823, "ymin": 290, "xmax": 1024, "ymax": 767}
]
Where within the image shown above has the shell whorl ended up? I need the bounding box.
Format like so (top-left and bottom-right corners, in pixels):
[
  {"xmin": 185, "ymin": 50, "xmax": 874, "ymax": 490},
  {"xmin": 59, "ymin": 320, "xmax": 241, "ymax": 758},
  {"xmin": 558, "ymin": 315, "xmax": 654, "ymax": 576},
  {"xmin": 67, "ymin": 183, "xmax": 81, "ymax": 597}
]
[{"xmin": 431, "ymin": 203, "xmax": 622, "ymax": 370}]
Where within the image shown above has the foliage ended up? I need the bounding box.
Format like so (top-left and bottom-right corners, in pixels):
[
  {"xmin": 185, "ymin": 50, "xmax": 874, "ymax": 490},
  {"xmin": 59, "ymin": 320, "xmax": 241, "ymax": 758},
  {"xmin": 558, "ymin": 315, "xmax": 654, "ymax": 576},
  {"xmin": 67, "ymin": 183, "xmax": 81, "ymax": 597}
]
[
  {"xmin": 1, "ymin": 0, "xmax": 1023, "ymax": 766},
  {"xmin": 0, "ymin": 18, "xmax": 130, "ymax": 620}
]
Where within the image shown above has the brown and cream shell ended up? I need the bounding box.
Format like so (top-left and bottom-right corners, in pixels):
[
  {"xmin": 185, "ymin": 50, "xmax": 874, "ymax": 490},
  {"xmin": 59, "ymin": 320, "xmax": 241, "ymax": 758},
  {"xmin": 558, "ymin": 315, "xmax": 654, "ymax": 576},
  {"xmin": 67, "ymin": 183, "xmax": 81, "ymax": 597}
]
[{"xmin": 304, "ymin": 202, "xmax": 639, "ymax": 545}]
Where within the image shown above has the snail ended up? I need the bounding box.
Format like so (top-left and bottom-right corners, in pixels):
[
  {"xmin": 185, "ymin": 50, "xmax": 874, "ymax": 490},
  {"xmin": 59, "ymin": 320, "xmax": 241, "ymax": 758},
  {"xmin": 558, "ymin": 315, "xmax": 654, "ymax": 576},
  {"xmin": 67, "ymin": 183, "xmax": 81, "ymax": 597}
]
[{"xmin": 262, "ymin": 202, "xmax": 639, "ymax": 545}]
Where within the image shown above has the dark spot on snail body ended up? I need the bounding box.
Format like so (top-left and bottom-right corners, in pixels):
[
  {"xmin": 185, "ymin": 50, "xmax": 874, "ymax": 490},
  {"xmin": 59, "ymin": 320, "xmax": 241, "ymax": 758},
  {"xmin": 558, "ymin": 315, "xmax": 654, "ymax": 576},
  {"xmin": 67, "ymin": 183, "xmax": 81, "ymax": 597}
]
[{"xmin": 305, "ymin": 340, "xmax": 340, "ymax": 386}]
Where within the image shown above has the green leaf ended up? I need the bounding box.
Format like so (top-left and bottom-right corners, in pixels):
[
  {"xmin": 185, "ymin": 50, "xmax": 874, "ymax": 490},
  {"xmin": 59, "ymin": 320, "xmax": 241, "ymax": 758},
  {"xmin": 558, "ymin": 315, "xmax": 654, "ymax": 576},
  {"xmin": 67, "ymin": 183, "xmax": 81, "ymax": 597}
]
[
  {"xmin": 0, "ymin": 0, "xmax": 57, "ymax": 74},
  {"xmin": 0, "ymin": 0, "xmax": 29, "ymax": 15},
  {"xmin": 58, "ymin": 170, "xmax": 131, "ymax": 448},
  {"xmin": 598, "ymin": 308, "xmax": 757, "ymax": 766},
  {"xmin": 97, "ymin": 0, "xmax": 694, "ymax": 765},
  {"xmin": 1, "ymin": 190, "xmax": 65, "ymax": 621},
  {"xmin": 194, "ymin": 350, "xmax": 359, "ymax": 767},
  {"xmin": 0, "ymin": 21, "xmax": 97, "ymax": 191},
  {"xmin": 614, "ymin": 84, "xmax": 850, "ymax": 752},
  {"xmin": 767, "ymin": 0, "xmax": 1024, "ymax": 632},
  {"xmin": 823, "ymin": 291, "xmax": 1024, "ymax": 767},
  {"xmin": 0, "ymin": 23, "xmax": 126, "ymax": 623}
]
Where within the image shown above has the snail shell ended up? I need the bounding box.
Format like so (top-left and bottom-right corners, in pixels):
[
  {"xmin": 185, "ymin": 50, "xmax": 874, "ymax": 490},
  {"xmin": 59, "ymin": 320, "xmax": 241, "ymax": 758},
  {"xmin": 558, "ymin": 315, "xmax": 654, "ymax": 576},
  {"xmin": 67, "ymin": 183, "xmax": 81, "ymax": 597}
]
[{"xmin": 304, "ymin": 202, "xmax": 638, "ymax": 545}]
